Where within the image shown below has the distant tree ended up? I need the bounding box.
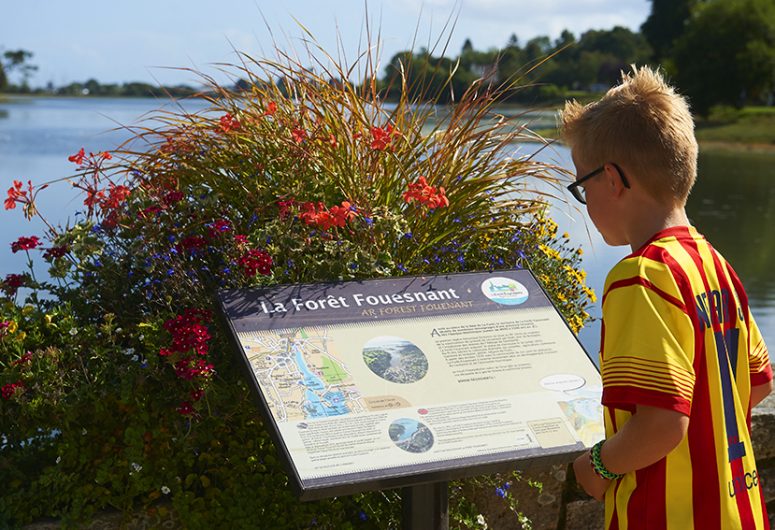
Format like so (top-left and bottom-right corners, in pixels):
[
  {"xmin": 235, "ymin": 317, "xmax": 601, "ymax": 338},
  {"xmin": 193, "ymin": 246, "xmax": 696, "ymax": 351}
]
[
  {"xmin": 461, "ymin": 38, "xmax": 473, "ymax": 54},
  {"xmin": 672, "ymin": 0, "xmax": 775, "ymax": 114},
  {"xmin": 576, "ymin": 27, "xmax": 652, "ymax": 86},
  {"xmin": 641, "ymin": 0, "xmax": 699, "ymax": 62},
  {"xmin": 506, "ymin": 33, "xmax": 519, "ymax": 49},
  {"xmin": 554, "ymin": 30, "xmax": 576, "ymax": 51},
  {"xmin": 2, "ymin": 49, "xmax": 38, "ymax": 89},
  {"xmin": 0, "ymin": 63, "xmax": 7, "ymax": 91}
]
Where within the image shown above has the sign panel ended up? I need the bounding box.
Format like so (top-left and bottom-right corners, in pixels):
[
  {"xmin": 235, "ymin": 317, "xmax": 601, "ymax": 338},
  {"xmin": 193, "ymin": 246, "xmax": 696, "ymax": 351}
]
[{"xmin": 218, "ymin": 269, "xmax": 604, "ymax": 500}]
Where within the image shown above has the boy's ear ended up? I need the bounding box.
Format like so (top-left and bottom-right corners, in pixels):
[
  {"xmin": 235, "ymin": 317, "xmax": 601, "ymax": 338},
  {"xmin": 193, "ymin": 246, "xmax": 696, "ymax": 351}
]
[{"xmin": 604, "ymin": 163, "xmax": 627, "ymax": 197}]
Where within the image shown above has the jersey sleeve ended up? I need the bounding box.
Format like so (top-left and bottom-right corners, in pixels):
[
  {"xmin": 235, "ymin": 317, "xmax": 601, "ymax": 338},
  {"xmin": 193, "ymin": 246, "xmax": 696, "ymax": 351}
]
[
  {"xmin": 748, "ymin": 314, "xmax": 772, "ymax": 386},
  {"xmin": 600, "ymin": 259, "xmax": 696, "ymax": 416}
]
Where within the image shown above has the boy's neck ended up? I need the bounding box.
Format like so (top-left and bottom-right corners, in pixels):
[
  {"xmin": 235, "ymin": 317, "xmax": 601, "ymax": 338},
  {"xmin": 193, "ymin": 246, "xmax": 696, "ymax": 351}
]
[{"xmin": 626, "ymin": 204, "xmax": 691, "ymax": 253}]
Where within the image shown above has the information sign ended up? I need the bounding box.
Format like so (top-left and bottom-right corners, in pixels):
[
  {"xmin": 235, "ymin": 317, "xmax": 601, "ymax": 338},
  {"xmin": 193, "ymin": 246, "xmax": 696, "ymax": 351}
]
[{"xmin": 218, "ymin": 269, "xmax": 604, "ymax": 500}]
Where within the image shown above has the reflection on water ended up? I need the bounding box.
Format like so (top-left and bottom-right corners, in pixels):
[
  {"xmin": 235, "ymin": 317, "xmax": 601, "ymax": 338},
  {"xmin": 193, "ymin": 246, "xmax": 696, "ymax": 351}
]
[
  {"xmin": 689, "ymin": 150, "xmax": 775, "ymax": 344},
  {"xmin": 528, "ymin": 145, "xmax": 775, "ymax": 361},
  {"xmin": 1, "ymin": 97, "xmax": 773, "ymax": 362}
]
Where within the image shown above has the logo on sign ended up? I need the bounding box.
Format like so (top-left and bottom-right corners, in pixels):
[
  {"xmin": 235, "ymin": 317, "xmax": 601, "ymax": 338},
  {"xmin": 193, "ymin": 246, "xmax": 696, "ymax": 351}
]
[{"xmin": 481, "ymin": 277, "xmax": 529, "ymax": 305}]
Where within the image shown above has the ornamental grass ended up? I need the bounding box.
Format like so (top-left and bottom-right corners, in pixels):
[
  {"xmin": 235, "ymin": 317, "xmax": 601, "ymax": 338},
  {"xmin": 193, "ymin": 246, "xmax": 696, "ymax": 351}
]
[{"xmin": 0, "ymin": 34, "xmax": 593, "ymax": 528}]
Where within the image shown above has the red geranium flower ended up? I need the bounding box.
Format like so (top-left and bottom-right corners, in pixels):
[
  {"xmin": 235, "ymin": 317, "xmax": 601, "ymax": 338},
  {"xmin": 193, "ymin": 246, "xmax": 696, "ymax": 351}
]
[
  {"xmin": 264, "ymin": 101, "xmax": 277, "ymax": 116},
  {"xmin": 5, "ymin": 180, "xmax": 36, "ymax": 211},
  {"xmin": 43, "ymin": 245, "xmax": 69, "ymax": 260},
  {"xmin": 370, "ymin": 124, "xmax": 399, "ymax": 151},
  {"xmin": 219, "ymin": 113, "xmax": 241, "ymax": 133},
  {"xmin": 291, "ymin": 128, "xmax": 307, "ymax": 144},
  {"xmin": 2, "ymin": 273, "xmax": 26, "ymax": 296},
  {"xmin": 68, "ymin": 148, "xmax": 86, "ymax": 165},
  {"xmin": 403, "ymin": 176, "xmax": 449, "ymax": 209},
  {"xmin": 238, "ymin": 248, "xmax": 273, "ymax": 277},
  {"xmin": 11, "ymin": 236, "xmax": 41, "ymax": 253}
]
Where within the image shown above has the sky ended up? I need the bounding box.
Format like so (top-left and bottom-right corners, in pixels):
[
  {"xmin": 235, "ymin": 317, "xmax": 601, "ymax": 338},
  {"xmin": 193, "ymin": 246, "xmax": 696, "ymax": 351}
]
[{"xmin": 1, "ymin": 0, "xmax": 651, "ymax": 88}]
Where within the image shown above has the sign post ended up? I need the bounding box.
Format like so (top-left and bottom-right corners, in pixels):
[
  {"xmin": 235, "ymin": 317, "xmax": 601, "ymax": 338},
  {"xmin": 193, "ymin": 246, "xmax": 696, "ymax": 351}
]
[
  {"xmin": 217, "ymin": 269, "xmax": 604, "ymax": 523},
  {"xmin": 402, "ymin": 482, "xmax": 448, "ymax": 530}
]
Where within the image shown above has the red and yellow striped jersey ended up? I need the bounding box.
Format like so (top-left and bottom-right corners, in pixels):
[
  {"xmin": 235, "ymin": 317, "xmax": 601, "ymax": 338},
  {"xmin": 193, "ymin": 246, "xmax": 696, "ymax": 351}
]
[{"xmin": 600, "ymin": 226, "xmax": 772, "ymax": 530}]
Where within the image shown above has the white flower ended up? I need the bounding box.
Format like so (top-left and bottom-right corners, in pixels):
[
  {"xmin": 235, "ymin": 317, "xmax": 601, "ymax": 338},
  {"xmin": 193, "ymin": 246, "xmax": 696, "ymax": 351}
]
[
  {"xmin": 124, "ymin": 347, "xmax": 135, "ymax": 356},
  {"xmin": 161, "ymin": 486, "xmax": 171, "ymax": 495},
  {"xmin": 56, "ymin": 456, "xmax": 61, "ymax": 464},
  {"xmin": 115, "ymin": 328, "xmax": 122, "ymax": 334},
  {"xmin": 81, "ymin": 428, "xmax": 87, "ymax": 435},
  {"xmin": 69, "ymin": 328, "xmax": 78, "ymax": 336},
  {"xmin": 476, "ymin": 514, "xmax": 487, "ymax": 528},
  {"xmin": 131, "ymin": 462, "xmax": 142, "ymax": 472},
  {"xmin": 138, "ymin": 334, "xmax": 145, "ymax": 341}
]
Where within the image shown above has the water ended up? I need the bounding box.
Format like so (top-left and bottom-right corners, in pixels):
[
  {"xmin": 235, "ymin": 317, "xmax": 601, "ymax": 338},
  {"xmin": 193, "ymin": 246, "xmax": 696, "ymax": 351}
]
[{"xmin": 1, "ymin": 97, "xmax": 773, "ymax": 360}]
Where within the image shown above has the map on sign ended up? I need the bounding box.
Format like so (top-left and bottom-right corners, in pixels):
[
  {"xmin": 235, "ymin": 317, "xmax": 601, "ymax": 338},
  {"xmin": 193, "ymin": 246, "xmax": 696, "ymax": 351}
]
[{"xmin": 242, "ymin": 328, "xmax": 366, "ymax": 422}]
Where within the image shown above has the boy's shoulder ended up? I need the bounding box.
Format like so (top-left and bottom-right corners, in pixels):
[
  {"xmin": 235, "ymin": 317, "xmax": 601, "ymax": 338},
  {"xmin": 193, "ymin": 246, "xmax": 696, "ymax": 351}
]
[{"xmin": 604, "ymin": 230, "xmax": 696, "ymax": 300}]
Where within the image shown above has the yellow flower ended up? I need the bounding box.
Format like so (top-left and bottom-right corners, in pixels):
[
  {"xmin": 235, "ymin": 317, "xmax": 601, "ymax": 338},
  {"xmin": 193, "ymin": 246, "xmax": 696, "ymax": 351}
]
[
  {"xmin": 576, "ymin": 247, "xmax": 584, "ymax": 256},
  {"xmin": 22, "ymin": 304, "xmax": 34, "ymax": 316},
  {"xmin": 16, "ymin": 331, "xmax": 27, "ymax": 341},
  {"xmin": 45, "ymin": 314, "xmax": 54, "ymax": 326},
  {"xmin": 7, "ymin": 321, "xmax": 18, "ymax": 334}
]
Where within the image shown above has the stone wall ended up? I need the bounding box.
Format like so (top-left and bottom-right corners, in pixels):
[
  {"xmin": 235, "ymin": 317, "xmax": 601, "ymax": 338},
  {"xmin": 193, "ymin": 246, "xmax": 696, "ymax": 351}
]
[{"xmin": 487, "ymin": 392, "xmax": 775, "ymax": 530}]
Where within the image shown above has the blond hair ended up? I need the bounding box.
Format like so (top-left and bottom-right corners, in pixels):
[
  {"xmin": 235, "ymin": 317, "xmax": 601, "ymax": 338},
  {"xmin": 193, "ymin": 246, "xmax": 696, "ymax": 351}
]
[{"xmin": 560, "ymin": 66, "xmax": 697, "ymax": 205}]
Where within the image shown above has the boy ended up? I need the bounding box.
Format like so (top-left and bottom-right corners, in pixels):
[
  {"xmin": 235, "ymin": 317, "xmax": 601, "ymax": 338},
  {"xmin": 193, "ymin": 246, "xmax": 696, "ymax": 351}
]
[{"xmin": 562, "ymin": 66, "xmax": 773, "ymax": 529}]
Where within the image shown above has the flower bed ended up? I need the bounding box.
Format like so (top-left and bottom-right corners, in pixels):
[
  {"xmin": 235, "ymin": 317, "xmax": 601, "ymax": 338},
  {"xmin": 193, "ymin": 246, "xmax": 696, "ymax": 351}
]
[{"xmin": 0, "ymin": 48, "xmax": 593, "ymax": 528}]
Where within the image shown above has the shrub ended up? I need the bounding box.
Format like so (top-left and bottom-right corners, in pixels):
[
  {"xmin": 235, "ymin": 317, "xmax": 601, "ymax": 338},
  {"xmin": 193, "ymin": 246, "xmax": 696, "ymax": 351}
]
[{"xmin": 0, "ymin": 41, "xmax": 593, "ymax": 529}]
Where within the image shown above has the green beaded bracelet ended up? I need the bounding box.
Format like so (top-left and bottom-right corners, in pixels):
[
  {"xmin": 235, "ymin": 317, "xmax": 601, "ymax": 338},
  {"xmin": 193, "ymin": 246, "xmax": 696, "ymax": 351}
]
[{"xmin": 590, "ymin": 440, "xmax": 624, "ymax": 480}]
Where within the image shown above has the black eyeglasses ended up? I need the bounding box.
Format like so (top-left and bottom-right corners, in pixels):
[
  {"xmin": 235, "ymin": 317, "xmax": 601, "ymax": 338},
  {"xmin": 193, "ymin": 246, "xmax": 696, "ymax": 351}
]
[{"xmin": 566, "ymin": 163, "xmax": 631, "ymax": 204}]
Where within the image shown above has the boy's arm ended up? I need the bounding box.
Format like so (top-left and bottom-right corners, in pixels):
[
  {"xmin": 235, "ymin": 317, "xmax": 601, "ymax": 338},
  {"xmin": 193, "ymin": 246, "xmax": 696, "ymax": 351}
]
[
  {"xmin": 573, "ymin": 405, "xmax": 688, "ymax": 501},
  {"xmin": 751, "ymin": 380, "xmax": 773, "ymax": 408}
]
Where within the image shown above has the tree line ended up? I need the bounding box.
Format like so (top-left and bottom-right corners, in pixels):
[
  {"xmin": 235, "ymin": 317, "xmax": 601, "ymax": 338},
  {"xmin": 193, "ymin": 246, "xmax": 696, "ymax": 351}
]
[
  {"xmin": 2, "ymin": 0, "xmax": 774, "ymax": 115},
  {"xmin": 379, "ymin": 0, "xmax": 775, "ymax": 115}
]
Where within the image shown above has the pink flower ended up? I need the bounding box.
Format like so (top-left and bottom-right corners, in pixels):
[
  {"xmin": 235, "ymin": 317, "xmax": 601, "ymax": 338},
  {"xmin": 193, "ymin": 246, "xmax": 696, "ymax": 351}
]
[{"xmin": 177, "ymin": 401, "xmax": 195, "ymax": 415}]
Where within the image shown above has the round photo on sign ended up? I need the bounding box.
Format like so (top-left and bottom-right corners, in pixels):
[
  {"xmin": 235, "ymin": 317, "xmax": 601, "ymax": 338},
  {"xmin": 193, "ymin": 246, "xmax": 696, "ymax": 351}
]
[
  {"xmin": 388, "ymin": 418, "xmax": 434, "ymax": 453},
  {"xmin": 480, "ymin": 277, "xmax": 529, "ymax": 305},
  {"xmin": 362, "ymin": 335, "xmax": 428, "ymax": 384}
]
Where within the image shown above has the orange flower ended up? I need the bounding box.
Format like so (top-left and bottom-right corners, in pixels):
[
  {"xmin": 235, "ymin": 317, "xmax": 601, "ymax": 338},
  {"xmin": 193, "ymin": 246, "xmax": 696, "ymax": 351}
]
[{"xmin": 264, "ymin": 101, "xmax": 277, "ymax": 116}]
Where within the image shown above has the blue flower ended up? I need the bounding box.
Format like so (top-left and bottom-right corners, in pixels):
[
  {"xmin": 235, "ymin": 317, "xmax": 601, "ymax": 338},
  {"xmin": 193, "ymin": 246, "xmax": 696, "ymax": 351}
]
[
  {"xmin": 349, "ymin": 263, "xmax": 358, "ymax": 270},
  {"xmin": 93, "ymin": 259, "xmax": 102, "ymax": 267},
  {"xmin": 167, "ymin": 268, "xmax": 175, "ymax": 276},
  {"xmin": 223, "ymin": 267, "xmax": 231, "ymax": 274},
  {"xmin": 358, "ymin": 511, "xmax": 368, "ymax": 521},
  {"xmin": 495, "ymin": 487, "xmax": 507, "ymax": 498},
  {"xmin": 397, "ymin": 264, "xmax": 408, "ymax": 273},
  {"xmin": 168, "ymin": 235, "xmax": 177, "ymax": 243},
  {"xmin": 403, "ymin": 232, "xmax": 413, "ymax": 239}
]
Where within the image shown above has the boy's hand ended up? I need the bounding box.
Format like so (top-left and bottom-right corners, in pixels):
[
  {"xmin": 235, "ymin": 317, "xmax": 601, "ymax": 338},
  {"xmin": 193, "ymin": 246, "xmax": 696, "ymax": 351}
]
[{"xmin": 573, "ymin": 451, "xmax": 611, "ymax": 501}]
